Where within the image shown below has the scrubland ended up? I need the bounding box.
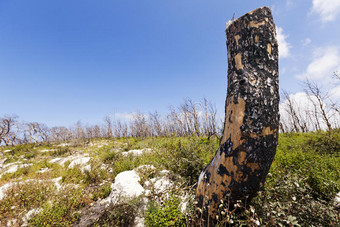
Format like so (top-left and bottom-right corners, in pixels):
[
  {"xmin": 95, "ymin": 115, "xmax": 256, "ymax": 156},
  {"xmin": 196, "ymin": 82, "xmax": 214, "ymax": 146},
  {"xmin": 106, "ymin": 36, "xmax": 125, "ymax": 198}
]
[{"xmin": 0, "ymin": 130, "xmax": 339, "ymax": 226}]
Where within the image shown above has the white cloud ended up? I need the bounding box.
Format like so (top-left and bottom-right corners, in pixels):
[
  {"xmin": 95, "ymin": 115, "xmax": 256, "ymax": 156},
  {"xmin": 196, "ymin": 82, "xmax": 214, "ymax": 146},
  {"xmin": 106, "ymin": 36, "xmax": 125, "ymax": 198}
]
[
  {"xmin": 302, "ymin": 38, "xmax": 312, "ymax": 46},
  {"xmin": 286, "ymin": 0, "xmax": 294, "ymax": 8},
  {"xmin": 276, "ymin": 27, "xmax": 291, "ymax": 58},
  {"xmin": 311, "ymin": 0, "xmax": 340, "ymax": 22},
  {"xmin": 280, "ymin": 92, "xmax": 340, "ymax": 131},
  {"xmin": 296, "ymin": 46, "xmax": 340, "ymax": 82},
  {"xmin": 330, "ymin": 84, "xmax": 340, "ymax": 99},
  {"xmin": 114, "ymin": 112, "xmax": 135, "ymax": 122}
]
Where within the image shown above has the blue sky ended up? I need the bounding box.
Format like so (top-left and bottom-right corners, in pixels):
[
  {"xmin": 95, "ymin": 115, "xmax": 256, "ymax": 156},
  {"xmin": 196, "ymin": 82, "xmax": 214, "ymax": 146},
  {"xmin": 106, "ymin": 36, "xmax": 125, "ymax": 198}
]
[{"xmin": 1, "ymin": 0, "xmax": 340, "ymax": 127}]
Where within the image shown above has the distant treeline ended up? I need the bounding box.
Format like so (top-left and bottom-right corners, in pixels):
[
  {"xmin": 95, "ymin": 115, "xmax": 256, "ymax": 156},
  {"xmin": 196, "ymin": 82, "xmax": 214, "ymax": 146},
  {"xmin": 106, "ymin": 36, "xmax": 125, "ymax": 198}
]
[
  {"xmin": 280, "ymin": 79, "xmax": 340, "ymax": 133},
  {"xmin": 1, "ymin": 76, "xmax": 340, "ymax": 146},
  {"xmin": 0, "ymin": 98, "xmax": 220, "ymax": 145}
]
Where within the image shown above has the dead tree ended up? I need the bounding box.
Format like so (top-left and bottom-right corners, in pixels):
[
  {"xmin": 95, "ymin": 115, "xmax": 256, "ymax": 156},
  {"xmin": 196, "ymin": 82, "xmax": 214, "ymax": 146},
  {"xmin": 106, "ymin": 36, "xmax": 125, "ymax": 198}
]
[
  {"xmin": 104, "ymin": 116, "xmax": 113, "ymax": 138},
  {"xmin": 282, "ymin": 90, "xmax": 310, "ymax": 132},
  {"xmin": 149, "ymin": 111, "xmax": 163, "ymax": 136},
  {"xmin": 304, "ymin": 80, "xmax": 333, "ymax": 133},
  {"xmin": 202, "ymin": 98, "xmax": 218, "ymax": 138},
  {"xmin": 0, "ymin": 115, "xmax": 19, "ymax": 146},
  {"xmin": 196, "ymin": 7, "xmax": 279, "ymax": 225}
]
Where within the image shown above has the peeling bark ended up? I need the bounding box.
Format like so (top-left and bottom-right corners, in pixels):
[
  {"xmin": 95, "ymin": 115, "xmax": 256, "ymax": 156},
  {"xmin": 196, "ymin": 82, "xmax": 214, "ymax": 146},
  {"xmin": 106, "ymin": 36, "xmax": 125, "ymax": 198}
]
[{"xmin": 196, "ymin": 6, "xmax": 279, "ymax": 225}]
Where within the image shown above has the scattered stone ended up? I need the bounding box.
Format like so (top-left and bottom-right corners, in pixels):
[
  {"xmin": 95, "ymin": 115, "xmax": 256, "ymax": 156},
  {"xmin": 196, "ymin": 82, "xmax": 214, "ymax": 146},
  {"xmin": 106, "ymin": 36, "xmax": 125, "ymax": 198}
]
[
  {"xmin": 159, "ymin": 169, "xmax": 170, "ymax": 176},
  {"xmin": 334, "ymin": 192, "xmax": 340, "ymax": 208},
  {"xmin": 68, "ymin": 157, "xmax": 91, "ymax": 170},
  {"xmin": 76, "ymin": 165, "xmax": 177, "ymax": 227},
  {"xmin": 40, "ymin": 149, "xmax": 54, "ymax": 152},
  {"xmin": 49, "ymin": 154, "xmax": 90, "ymax": 167},
  {"xmin": 82, "ymin": 164, "xmax": 91, "ymax": 172},
  {"xmin": 22, "ymin": 208, "xmax": 42, "ymax": 226},
  {"xmin": 144, "ymin": 175, "xmax": 172, "ymax": 196},
  {"xmin": 76, "ymin": 169, "xmax": 145, "ymax": 226},
  {"xmin": 0, "ymin": 182, "xmax": 15, "ymax": 200},
  {"xmin": 2, "ymin": 161, "xmax": 22, "ymax": 169},
  {"xmin": 5, "ymin": 165, "xmax": 18, "ymax": 174},
  {"xmin": 49, "ymin": 157, "xmax": 64, "ymax": 164},
  {"xmin": 180, "ymin": 193, "xmax": 191, "ymax": 213},
  {"xmin": 104, "ymin": 170, "xmax": 144, "ymax": 205},
  {"xmin": 37, "ymin": 168, "xmax": 49, "ymax": 173},
  {"xmin": 135, "ymin": 165, "xmax": 156, "ymax": 171},
  {"xmin": 0, "ymin": 163, "xmax": 33, "ymax": 177},
  {"xmin": 122, "ymin": 148, "xmax": 152, "ymax": 156},
  {"xmin": 0, "ymin": 158, "xmax": 8, "ymax": 168},
  {"xmin": 6, "ymin": 219, "xmax": 18, "ymax": 227},
  {"xmin": 52, "ymin": 177, "xmax": 63, "ymax": 191}
]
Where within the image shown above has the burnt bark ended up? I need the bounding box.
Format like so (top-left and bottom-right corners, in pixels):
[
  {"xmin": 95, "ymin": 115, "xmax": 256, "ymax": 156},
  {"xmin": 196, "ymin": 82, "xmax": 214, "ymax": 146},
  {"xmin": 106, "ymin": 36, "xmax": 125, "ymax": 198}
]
[{"xmin": 196, "ymin": 6, "xmax": 279, "ymax": 225}]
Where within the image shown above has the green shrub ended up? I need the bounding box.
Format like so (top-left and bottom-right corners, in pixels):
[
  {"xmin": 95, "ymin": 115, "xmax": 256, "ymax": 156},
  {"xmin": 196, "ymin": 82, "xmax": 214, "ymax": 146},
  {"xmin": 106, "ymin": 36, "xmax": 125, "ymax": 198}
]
[
  {"xmin": 275, "ymin": 132, "xmax": 340, "ymax": 200},
  {"xmin": 102, "ymin": 149, "xmax": 120, "ymax": 163},
  {"xmin": 50, "ymin": 147, "xmax": 71, "ymax": 157},
  {"xmin": 91, "ymin": 197, "xmax": 141, "ymax": 227},
  {"xmin": 0, "ymin": 181, "xmax": 55, "ymax": 223},
  {"xmin": 92, "ymin": 183, "xmax": 112, "ymax": 201},
  {"xmin": 145, "ymin": 196, "xmax": 186, "ymax": 227},
  {"xmin": 29, "ymin": 187, "xmax": 86, "ymax": 226},
  {"xmin": 250, "ymin": 171, "xmax": 340, "ymax": 226},
  {"xmin": 304, "ymin": 132, "xmax": 340, "ymax": 155},
  {"xmin": 153, "ymin": 137, "xmax": 218, "ymax": 185}
]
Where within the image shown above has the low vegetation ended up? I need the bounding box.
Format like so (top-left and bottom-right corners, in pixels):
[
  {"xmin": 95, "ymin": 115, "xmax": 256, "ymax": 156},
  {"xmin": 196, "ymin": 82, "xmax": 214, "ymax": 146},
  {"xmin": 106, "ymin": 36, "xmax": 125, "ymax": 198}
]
[{"xmin": 0, "ymin": 130, "xmax": 339, "ymax": 226}]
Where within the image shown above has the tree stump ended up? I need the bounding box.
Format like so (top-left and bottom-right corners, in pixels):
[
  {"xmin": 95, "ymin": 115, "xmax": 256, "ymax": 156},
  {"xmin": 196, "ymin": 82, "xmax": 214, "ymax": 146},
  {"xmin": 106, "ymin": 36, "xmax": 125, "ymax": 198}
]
[{"xmin": 196, "ymin": 6, "xmax": 279, "ymax": 225}]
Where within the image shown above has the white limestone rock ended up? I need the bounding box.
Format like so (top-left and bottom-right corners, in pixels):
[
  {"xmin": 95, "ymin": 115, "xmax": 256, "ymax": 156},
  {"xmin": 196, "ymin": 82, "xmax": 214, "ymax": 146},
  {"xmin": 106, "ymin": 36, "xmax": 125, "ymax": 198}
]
[
  {"xmin": 0, "ymin": 163, "xmax": 33, "ymax": 177},
  {"xmin": 22, "ymin": 208, "xmax": 42, "ymax": 226},
  {"xmin": 40, "ymin": 149, "xmax": 54, "ymax": 152},
  {"xmin": 103, "ymin": 170, "xmax": 144, "ymax": 205},
  {"xmin": 37, "ymin": 167, "xmax": 49, "ymax": 173},
  {"xmin": 334, "ymin": 192, "xmax": 340, "ymax": 208},
  {"xmin": 0, "ymin": 158, "xmax": 8, "ymax": 168},
  {"xmin": 49, "ymin": 154, "xmax": 89, "ymax": 167},
  {"xmin": 76, "ymin": 169, "xmax": 146, "ymax": 227},
  {"xmin": 52, "ymin": 177, "xmax": 63, "ymax": 191},
  {"xmin": 144, "ymin": 175, "xmax": 172, "ymax": 195},
  {"xmin": 122, "ymin": 148, "xmax": 152, "ymax": 156},
  {"xmin": 0, "ymin": 182, "xmax": 15, "ymax": 200},
  {"xmin": 68, "ymin": 157, "xmax": 91, "ymax": 168}
]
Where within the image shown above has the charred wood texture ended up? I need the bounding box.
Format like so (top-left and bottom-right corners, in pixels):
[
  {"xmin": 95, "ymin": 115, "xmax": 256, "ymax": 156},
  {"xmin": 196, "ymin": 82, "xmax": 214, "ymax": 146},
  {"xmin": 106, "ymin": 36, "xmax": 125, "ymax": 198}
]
[{"xmin": 196, "ymin": 6, "xmax": 279, "ymax": 225}]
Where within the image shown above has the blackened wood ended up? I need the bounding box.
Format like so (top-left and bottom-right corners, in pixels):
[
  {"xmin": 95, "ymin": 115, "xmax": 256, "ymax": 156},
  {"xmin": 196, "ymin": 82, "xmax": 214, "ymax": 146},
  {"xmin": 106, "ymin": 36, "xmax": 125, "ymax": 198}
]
[{"xmin": 196, "ymin": 6, "xmax": 279, "ymax": 225}]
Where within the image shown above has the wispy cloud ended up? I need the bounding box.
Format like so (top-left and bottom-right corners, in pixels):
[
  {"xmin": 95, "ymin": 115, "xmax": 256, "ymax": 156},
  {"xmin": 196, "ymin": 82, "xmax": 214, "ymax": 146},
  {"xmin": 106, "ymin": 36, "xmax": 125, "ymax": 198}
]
[
  {"xmin": 276, "ymin": 27, "xmax": 291, "ymax": 58},
  {"xmin": 114, "ymin": 112, "xmax": 135, "ymax": 122},
  {"xmin": 311, "ymin": 0, "xmax": 340, "ymax": 22},
  {"xmin": 296, "ymin": 46, "xmax": 340, "ymax": 82},
  {"xmin": 286, "ymin": 0, "xmax": 294, "ymax": 9},
  {"xmin": 280, "ymin": 92, "xmax": 340, "ymax": 131},
  {"xmin": 330, "ymin": 84, "xmax": 340, "ymax": 99},
  {"xmin": 302, "ymin": 38, "xmax": 312, "ymax": 46}
]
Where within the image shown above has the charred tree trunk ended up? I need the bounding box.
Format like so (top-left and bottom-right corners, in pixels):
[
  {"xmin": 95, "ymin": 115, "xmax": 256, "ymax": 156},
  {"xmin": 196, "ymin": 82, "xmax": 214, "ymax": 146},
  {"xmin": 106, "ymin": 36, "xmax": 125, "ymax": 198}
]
[{"xmin": 196, "ymin": 6, "xmax": 279, "ymax": 225}]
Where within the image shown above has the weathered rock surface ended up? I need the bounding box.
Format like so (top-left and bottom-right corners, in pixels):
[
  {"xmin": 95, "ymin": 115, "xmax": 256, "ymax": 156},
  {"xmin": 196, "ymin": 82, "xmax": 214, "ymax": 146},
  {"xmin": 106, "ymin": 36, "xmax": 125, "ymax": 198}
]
[
  {"xmin": 75, "ymin": 169, "xmax": 145, "ymax": 227},
  {"xmin": 105, "ymin": 170, "xmax": 145, "ymax": 204},
  {"xmin": 75, "ymin": 166, "xmax": 177, "ymax": 227},
  {"xmin": 22, "ymin": 208, "xmax": 42, "ymax": 227},
  {"xmin": 122, "ymin": 148, "xmax": 152, "ymax": 156},
  {"xmin": 0, "ymin": 182, "xmax": 15, "ymax": 200},
  {"xmin": 0, "ymin": 162, "xmax": 33, "ymax": 177},
  {"xmin": 68, "ymin": 157, "xmax": 91, "ymax": 172},
  {"xmin": 49, "ymin": 154, "xmax": 90, "ymax": 167},
  {"xmin": 334, "ymin": 192, "xmax": 340, "ymax": 208}
]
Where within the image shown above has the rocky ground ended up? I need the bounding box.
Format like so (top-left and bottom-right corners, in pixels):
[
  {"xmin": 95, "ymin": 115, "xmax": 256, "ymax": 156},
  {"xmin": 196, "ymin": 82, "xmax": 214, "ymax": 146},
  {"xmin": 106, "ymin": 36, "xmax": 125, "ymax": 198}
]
[
  {"xmin": 0, "ymin": 138, "xmax": 194, "ymax": 226},
  {"xmin": 0, "ymin": 133, "xmax": 339, "ymax": 226}
]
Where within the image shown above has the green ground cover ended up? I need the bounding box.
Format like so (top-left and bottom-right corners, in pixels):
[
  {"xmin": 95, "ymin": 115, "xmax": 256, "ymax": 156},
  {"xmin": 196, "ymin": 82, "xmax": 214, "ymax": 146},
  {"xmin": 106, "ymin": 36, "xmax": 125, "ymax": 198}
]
[{"xmin": 0, "ymin": 131, "xmax": 339, "ymax": 226}]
